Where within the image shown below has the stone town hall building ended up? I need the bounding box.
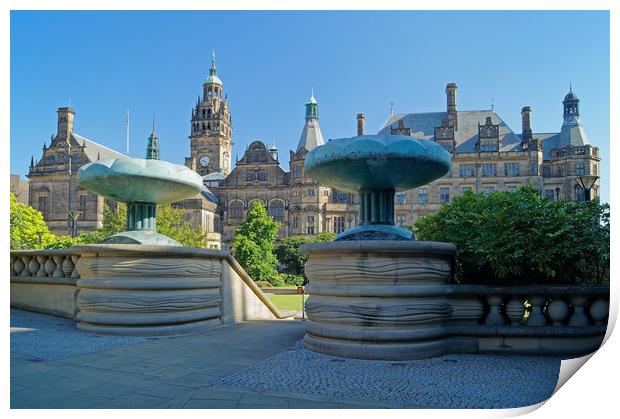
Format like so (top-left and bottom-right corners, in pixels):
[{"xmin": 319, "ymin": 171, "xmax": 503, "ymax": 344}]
[{"xmin": 26, "ymin": 56, "xmax": 600, "ymax": 246}]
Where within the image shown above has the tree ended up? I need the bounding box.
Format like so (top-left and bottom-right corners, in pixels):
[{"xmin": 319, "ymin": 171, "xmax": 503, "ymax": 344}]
[
  {"xmin": 10, "ymin": 193, "xmax": 55, "ymax": 249},
  {"xmin": 413, "ymin": 186, "xmax": 609, "ymax": 284},
  {"xmin": 231, "ymin": 201, "xmax": 281, "ymax": 283}
]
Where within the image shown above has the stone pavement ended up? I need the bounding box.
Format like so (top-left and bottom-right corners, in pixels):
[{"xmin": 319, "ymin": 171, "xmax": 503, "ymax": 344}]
[
  {"xmin": 11, "ymin": 309, "xmax": 560, "ymax": 409},
  {"xmin": 11, "ymin": 311, "xmax": 393, "ymax": 408}
]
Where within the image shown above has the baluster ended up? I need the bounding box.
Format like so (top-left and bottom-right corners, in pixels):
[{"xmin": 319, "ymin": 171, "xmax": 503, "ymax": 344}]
[
  {"xmin": 71, "ymin": 255, "xmax": 81, "ymax": 279},
  {"xmin": 28, "ymin": 257, "xmax": 40, "ymax": 277},
  {"xmin": 546, "ymin": 298, "xmax": 569, "ymax": 326},
  {"xmin": 36, "ymin": 255, "xmax": 47, "ymax": 277},
  {"xmin": 52, "ymin": 255, "xmax": 66, "ymax": 278},
  {"xmin": 569, "ymin": 295, "xmax": 590, "ymax": 327},
  {"xmin": 10, "ymin": 255, "xmax": 17, "ymax": 277},
  {"xmin": 485, "ymin": 295, "xmax": 505, "ymax": 326},
  {"xmin": 45, "ymin": 257, "xmax": 56, "ymax": 277},
  {"xmin": 13, "ymin": 256, "xmax": 25, "ymax": 277},
  {"xmin": 590, "ymin": 299, "xmax": 609, "ymax": 325},
  {"xmin": 20, "ymin": 256, "xmax": 32, "ymax": 277},
  {"xmin": 62, "ymin": 256, "xmax": 75, "ymax": 278},
  {"xmin": 526, "ymin": 295, "xmax": 547, "ymax": 326},
  {"xmin": 505, "ymin": 296, "xmax": 526, "ymax": 326}
]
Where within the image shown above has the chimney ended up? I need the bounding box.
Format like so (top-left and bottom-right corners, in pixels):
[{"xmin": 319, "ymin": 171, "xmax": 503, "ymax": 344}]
[
  {"xmin": 521, "ymin": 106, "xmax": 532, "ymax": 140},
  {"xmin": 357, "ymin": 113, "xmax": 365, "ymax": 136},
  {"xmin": 445, "ymin": 83, "xmax": 458, "ymax": 130},
  {"xmin": 57, "ymin": 107, "xmax": 75, "ymax": 140}
]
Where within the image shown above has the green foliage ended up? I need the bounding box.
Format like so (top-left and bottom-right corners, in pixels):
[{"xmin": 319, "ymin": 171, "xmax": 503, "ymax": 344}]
[
  {"xmin": 156, "ymin": 205, "xmax": 208, "ymax": 248},
  {"xmin": 10, "ymin": 193, "xmax": 54, "ymax": 249},
  {"xmin": 231, "ymin": 201, "xmax": 281, "ymax": 283},
  {"xmin": 273, "ymin": 232, "xmax": 335, "ymax": 281},
  {"xmin": 413, "ymin": 186, "xmax": 609, "ymax": 284}
]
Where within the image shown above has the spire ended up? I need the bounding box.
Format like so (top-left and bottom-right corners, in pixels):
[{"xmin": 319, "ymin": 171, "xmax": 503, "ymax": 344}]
[
  {"xmin": 146, "ymin": 114, "xmax": 160, "ymax": 160},
  {"xmin": 297, "ymin": 91, "xmax": 325, "ymax": 152},
  {"xmin": 43, "ymin": 141, "xmax": 47, "ymax": 150},
  {"xmin": 30, "ymin": 155, "xmax": 34, "ymax": 167},
  {"xmin": 205, "ymin": 50, "xmax": 222, "ymax": 85}
]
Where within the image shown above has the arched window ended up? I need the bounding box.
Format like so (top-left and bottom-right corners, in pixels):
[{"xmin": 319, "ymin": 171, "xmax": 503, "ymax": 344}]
[
  {"xmin": 268, "ymin": 200, "xmax": 285, "ymax": 222},
  {"xmin": 229, "ymin": 201, "xmax": 244, "ymax": 219}
]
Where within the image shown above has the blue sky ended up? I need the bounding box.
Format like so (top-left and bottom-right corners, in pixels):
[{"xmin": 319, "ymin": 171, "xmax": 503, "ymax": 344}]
[{"xmin": 10, "ymin": 10, "xmax": 610, "ymax": 202}]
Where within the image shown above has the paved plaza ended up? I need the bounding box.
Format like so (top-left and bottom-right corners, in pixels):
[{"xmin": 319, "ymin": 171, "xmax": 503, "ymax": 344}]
[{"xmin": 11, "ymin": 309, "xmax": 561, "ymax": 409}]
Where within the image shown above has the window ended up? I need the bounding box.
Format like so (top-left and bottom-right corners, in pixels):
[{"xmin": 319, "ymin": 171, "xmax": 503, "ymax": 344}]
[
  {"xmin": 459, "ymin": 164, "xmax": 475, "ymax": 177},
  {"xmin": 332, "ymin": 191, "xmax": 349, "ymax": 203},
  {"xmin": 575, "ymin": 163, "xmax": 586, "ymax": 176},
  {"xmin": 268, "ymin": 200, "xmax": 285, "ymax": 222},
  {"xmin": 38, "ymin": 196, "xmax": 48, "ymax": 219},
  {"xmin": 462, "ymin": 186, "xmax": 472, "ymax": 193},
  {"xmin": 543, "ymin": 166, "xmax": 551, "ymax": 177},
  {"xmin": 306, "ymin": 215, "xmax": 315, "ymax": 235},
  {"xmin": 544, "ymin": 189, "xmax": 556, "ymax": 200},
  {"xmin": 334, "ymin": 216, "xmax": 345, "ymax": 234},
  {"xmin": 594, "ymin": 164, "xmax": 599, "ymax": 175},
  {"xmin": 258, "ymin": 170, "xmax": 268, "ymax": 181},
  {"xmin": 323, "ymin": 190, "xmax": 329, "ymax": 197},
  {"xmin": 480, "ymin": 141, "xmax": 497, "ymax": 151},
  {"xmin": 575, "ymin": 185, "xmax": 586, "ymax": 202},
  {"xmin": 79, "ymin": 194, "xmax": 87, "ymax": 215},
  {"xmin": 440, "ymin": 187, "xmax": 450, "ymax": 203},
  {"xmin": 481, "ymin": 163, "xmax": 497, "ymax": 177},
  {"xmin": 307, "ymin": 188, "xmax": 315, "ymax": 196},
  {"xmin": 246, "ymin": 171, "xmax": 254, "ymax": 181},
  {"xmin": 292, "ymin": 216, "xmax": 299, "ymax": 229},
  {"xmin": 506, "ymin": 186, "xmax": 518, "ymax": 193},
  {"xmin": 396, "ymin": 192, "xmax": 406, "ymax": 205},
  {"xmin": 229, "ymin": 201, "xmax": 244, "ymax": 219},
  {"xmin": 418, "ymin": 188, "xmax": 428, "ymax": 204},
  {"xmin": 396, "ymin": 215, "xmax": 407, "ymax": 228},
  {"xmin": 504, "ymin": 163, "xmax": 520, "ymax": 177},
  {"xmin": 483, "ymin": 186, "xmax": 495, "ymax": 195}
]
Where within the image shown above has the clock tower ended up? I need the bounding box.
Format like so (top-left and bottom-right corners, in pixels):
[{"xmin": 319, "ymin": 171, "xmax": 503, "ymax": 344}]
[{"xmin": 185, "ymin": 51, "xmax": 233, "ymax": 177}]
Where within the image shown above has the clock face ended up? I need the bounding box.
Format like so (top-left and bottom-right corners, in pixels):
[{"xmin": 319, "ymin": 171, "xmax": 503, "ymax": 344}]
[{"xmin": 199, "ymin": 155, "xmax": 210, "ymax": 167}]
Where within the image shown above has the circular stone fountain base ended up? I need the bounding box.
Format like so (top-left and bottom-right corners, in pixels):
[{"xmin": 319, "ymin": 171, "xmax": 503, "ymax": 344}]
[
  {"xmin": 301, "ymin": 241, "xmax": 456, "ymax": 360},
  {"xmin": 103, "ymin": 230, "xmax": 181, "ymax": 246}
]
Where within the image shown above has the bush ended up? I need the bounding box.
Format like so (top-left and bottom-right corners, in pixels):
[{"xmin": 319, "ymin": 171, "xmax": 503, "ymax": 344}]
[
  {"xmin": 413, "ymin": 186, "xmax": 609, "ymax": 285},
  {"xmin": 274, "ymin": 232, "xmax": 335, "ymax": 280},
  {"xmin": 283, "ymin": 274, "xmax": 305, "ymax": 287}
]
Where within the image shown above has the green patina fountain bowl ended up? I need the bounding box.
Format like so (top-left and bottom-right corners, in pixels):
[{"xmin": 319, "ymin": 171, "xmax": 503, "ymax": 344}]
[
  {"xmin": 78, "ymin": 157, "xmax": 203, "ymax": 245},
  {"xmin": 78, "ymin": 158, "xmax": 203, "ymax": 204},
  {"xmin": 305, "ymin": 135, "xmax": 451, "ymax": 241}
]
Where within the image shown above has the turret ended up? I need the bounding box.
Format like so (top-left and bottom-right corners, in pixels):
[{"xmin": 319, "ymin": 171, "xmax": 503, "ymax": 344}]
[{"xmin": 56, "ymin": 107, "xmax": 75, "ymax": 141}]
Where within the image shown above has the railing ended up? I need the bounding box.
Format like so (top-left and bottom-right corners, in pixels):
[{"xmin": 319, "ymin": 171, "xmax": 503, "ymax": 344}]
[
  {"xmin": 447, "ymin": 284, "xmax": 609, "ymax": 328},
  {"xmin": 10, "ymin": 250, "xmax": 81, "ymax": 283}
]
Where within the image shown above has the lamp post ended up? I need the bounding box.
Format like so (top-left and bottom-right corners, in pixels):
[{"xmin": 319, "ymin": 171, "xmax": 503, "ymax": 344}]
[
  {"xmin": 475, "ymin": 163, "xmax": 481, "ymax": 194},
  {"xmin": 574, "ymin": 175, "xmax": 599, "ymax": 202},
  {"xmin": 555, "ymin": 187, "xmax": 560, "ymax": 201}
]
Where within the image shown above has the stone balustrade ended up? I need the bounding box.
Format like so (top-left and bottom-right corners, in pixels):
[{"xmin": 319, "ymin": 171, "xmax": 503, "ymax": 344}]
[
  {"xmin": 10, "ymin": 249, "xmax": 81, "ymax": 282},
  {"xmin": 11, "ymin": 245, "xmax": 290, "ymax": 334},
  {"xmin": 302, "ymin": 241, "xmax": 609, "ymax": 360}
]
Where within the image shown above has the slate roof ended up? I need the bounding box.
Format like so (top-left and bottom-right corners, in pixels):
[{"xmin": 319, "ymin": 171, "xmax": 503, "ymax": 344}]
[
  {"xmin": 71, "ymin": 133, "xmax": 126, "ymax": 161},
  {"xmin": 296, "ymin": 117, "xmax": 324, "ymax": 152},
  {"xmin": 378, "ymin": 110, "xmax": 523, "ymax": 153},
  {"xmin": 203, "ymin": 171, "xmax": 227, "ymax": 181}
]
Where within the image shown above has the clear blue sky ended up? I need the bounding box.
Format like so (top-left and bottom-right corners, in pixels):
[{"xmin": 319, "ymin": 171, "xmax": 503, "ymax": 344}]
[{"xmin": 10, "ymin": 10, "xmax": 610, "ymax": 203}]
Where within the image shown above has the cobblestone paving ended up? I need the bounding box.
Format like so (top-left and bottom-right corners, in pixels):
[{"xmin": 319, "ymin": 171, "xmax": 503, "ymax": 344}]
[
  {"xmin": 10, "ymin": 309, "xmax": 156, "ymax": 360},
  {"xmin": 215, "ymin": 341, "xmax": 562, "ymax": 409}
]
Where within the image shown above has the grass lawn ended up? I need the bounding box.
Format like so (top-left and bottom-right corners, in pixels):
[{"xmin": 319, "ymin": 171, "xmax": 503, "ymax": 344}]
[{"xmin": 266, "ymin": 294, "xmax": 306, "ymax": 311}]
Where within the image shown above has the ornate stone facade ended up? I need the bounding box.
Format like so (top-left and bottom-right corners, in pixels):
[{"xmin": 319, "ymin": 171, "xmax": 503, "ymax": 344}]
[
  {"xmin": 27, "ymin": 107, "xmax": 126, "ymax": 236},
  {"xmin": 380, "ymin": 83, "xmax": 601, "ymax": 228}
]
